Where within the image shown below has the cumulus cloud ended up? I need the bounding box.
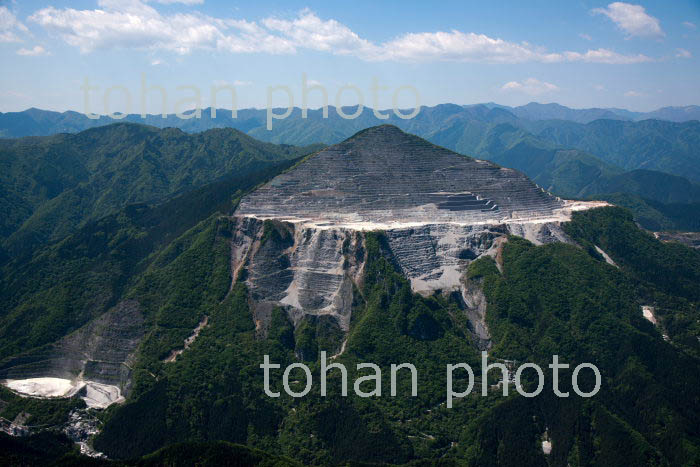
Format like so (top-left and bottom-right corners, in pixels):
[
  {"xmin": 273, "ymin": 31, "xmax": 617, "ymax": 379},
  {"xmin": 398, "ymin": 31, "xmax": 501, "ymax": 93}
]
[
  {"xmin": 17, "ymin": 45, "xmax": 49, "ymax": 56},
  {"xmin": 682, "ymin": 21, "xmax": 696, "ymax": 30},
  {"xmin": 0, "ymin": 6, "xmax": 29, "ymax": 43},
  {"xmin": 675, "ymin": 48, "xmax": 691, "ymax": 58},
  {"xmin": 212, "ymin": 79, "xmax": 252, "ymax": 86},
  {"xmin": 28, "ymin": 2, "xmax": 653, "ymax": 64},
  {"xmin": 501, "ymin": 78, "xmax": 559, "ymax": 96},
  {"xmin": 375, "ymin": 31, "xmax": 560, "ymax": 63},
  {"xmin": 593, "ymin": 2, "xmax": 664, "ymax": 38},
  {"xmin": 153, "ymin": 0, "xmax": 204, "ymax": 4},
  {"xmin": 263, "ymin": 9, "xmax": 378, "ymax": 58},
  {"xmin": 624, "ymin": 90, "xmax": 645, "ymax": 97},
  {"xmin": 579, "ymin": 33, "xmax": 592, "ymax": 41},
  {"xmin": 563, "ymin": 48, "xmax": 651, "ymax": 64},
  {"xmin": 30, "ymin": 0, "xmax": 230, "ymax": 54}
]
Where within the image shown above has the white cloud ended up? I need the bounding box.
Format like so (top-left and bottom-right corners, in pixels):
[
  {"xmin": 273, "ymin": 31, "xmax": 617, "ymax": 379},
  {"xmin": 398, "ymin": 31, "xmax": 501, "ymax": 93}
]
[
  {"xmin": 375, "ymin": 31, "xmax": 561, "ymax": 63},
  {"xmin": 16, "ymin": 45, "xmax": 49, "ymax": 56},
  {"xmin": 594, "ymin": 84, "xmax": 606, "ymax": 91},
  {"xmin": 682, "ymin": 21, "xmax": 696, "ymax": 30},
  {"xmin": 592, "ymin": 2, "xmax": 664, "ymax": 38},
  {"xmin": 501, "ymin": 78, "xmax": 559, "ymax": 96},
  {"xmin": 216, "ymin": 19, "xmax": 295, "ymax": 54},
  {"xmin": 152, "ymin": 0, "xmax": 204, "ymax": 4},
  {"xmin": 675, "ymin": 48, "xmax": 692, "ymax": 58},
  {"xmin": 563, "ymin": 48, "xmax": 651, "ymax": 64},
  {"xmin": 263, "ymin": 8, "xmax": 378, "ymax": 57},
  {"xmin": 579, "ymin": 33, "xmax": 592, "ymax": 41},
  {"xmin": 624, "ymin": 90, "xmax": 645, "ymax": 97},
  {"xmin": 30, "ymin": 0, "xmax": 235, "ymax": 54},
  {"xmin": 0, "ymin": 6, "xmax": 29, "ymax": 43},
  {"xmin": 373, "ymin": 33, "xmax": 652, "ymax": 64},
  {"xmin": 28, "ymin": 2, "xmax": 653, "ymax": 64},
  {"xmin": 212, "ymin": 79, "xmax": 252, "ymax": 86}
]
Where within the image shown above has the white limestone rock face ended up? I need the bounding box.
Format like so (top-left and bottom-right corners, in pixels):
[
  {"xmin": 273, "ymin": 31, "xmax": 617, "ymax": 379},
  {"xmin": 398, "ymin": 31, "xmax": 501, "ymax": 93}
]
[
  {"xmin": 5, "ymin": 378, "xmax": 75, "ymax": 398},
  {"xmin": 228, "ymin": 217, "xmax": 365, "ymax": 334},
  {"xmin": 383, "ymin": 221, "xmax": 572, "ymax": 296},
  {"xmin": 229, "ymin": 125, "xmax": 605, "ymax": 344},
  {"xmin": 3, "ymin": 378, "xmax": 124, "ymax": 409},
  {"xmin": 0, "ymin": 300, "xmax": 144, "ymax": 396}
]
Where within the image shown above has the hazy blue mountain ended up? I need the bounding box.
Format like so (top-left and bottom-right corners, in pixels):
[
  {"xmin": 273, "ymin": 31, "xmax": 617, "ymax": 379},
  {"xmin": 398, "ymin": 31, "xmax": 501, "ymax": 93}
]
[
  {"xmin": 643, "ymin": 105, "xmax": 700, "ymax": 122},
  {"xmin": 596, "ymin": 193, "xmax": 700, "ymax": 232},
  {"xmin": 498, "ymin": 102, "xmax": 635, "ymax": 123},
  {"xmin": 2, "ymin": 102, "xmax": 698, "ymax": 140},
  {"xmin": 530, "ymin": 118, "xmax": 700, "ymax": 181},
  {"xmin": 443, "ymin": 122, "xmax": 700, "ymax": 203},
  {"xmin": 483, "ymin": 102, "xmax": 700, "ymax": 123}
]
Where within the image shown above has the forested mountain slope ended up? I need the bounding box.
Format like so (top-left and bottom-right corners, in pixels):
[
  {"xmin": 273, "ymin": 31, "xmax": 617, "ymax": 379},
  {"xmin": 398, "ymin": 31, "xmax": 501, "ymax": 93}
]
[
  {"xmin": 0, "ymin": 127, "xmax": 697, "ymax": 465},
  {"xmin": 0, "ymin": 123, "xmax": 321, "ymax": 261}
]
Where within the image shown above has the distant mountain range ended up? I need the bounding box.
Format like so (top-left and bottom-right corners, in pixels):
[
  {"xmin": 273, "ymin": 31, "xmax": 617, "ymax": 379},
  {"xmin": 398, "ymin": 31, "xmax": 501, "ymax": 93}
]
[
  {"xmin": 485, "ymin": 102, "xmax": 700, "ymax": 123},
  {"xmin": 2, "ymin": 103, "xmax": 699, "ymax": 140},
  {"xmin": 2, "ymin": 104, "xmax": 700, "ymax": 233},
  {"xmin": 2, "ymin": 105, "xmax": 700, "ymax": 179}
]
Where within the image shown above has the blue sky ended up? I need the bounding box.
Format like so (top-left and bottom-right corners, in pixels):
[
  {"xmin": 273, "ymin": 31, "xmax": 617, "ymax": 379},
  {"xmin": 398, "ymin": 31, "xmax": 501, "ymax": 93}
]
[{"xmin": 1, "ymin": 0, "xmax": 698, "ymax": 114}]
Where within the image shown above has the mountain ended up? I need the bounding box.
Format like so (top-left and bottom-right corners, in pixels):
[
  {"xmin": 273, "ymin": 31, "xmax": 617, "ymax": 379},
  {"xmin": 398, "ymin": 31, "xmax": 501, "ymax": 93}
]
[
  {"xmin": 484, "ymin": 102, "xmax": 700, "ymax": 123},
  {"xmin": 1, "ymin": 126, "xmax": 698, "ymax": 465},
  {"xmin": 2, "ymin": 103, "xmax": 699, "ymax": 139},
  {"xmin": 494, "ymin": 102, "xmax": 635, "ymax": 123},
  {"xmin": 594, "ymin": 193, "xmax": 700, "ymax": 232},
  {"xmin": 445, "ymin": 122, "xmax": 700, "ymax": 229},
  {"xmin": 530, "ymin": 118, "xmax": 700, "ymax": 182},
  {"xmin": 643, "ymin": 105, "xmax": 700, "ymax": 122},
  {"xmin": 3, "ymin": 104, "xmax": 700, "ymax": 182},
  {"xmin": 0, "ymin": 123, "xmax": 322, "ymax": 260},
  {"xmin": 0, "ymin": 159, "xmax": 300, "ymax": 360},
  {"xmin": 3, "ymin": 111, "xmax": 699, "ymax": 250},
  {"xmin": 5, "ymin": 104, "xmax": 699, "ymax": 180}
]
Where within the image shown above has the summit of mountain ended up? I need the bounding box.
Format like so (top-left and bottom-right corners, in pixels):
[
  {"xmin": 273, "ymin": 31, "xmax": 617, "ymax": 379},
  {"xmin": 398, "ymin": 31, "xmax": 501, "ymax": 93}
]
[
  {"xmin": 236, "ymin": 124, "xmax": 600, "ymax": 229},
  {"xmin": 229, "ymin": 125, "xmax": 603, "ymax": 339}
]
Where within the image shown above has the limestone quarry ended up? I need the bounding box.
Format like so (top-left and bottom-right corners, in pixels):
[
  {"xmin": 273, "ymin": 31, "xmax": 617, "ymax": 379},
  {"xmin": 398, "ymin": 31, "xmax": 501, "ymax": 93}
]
[
  {"xmin": 1, "ymin": 124, "xmax": 605, "ymax": 404},
  {"xmin": 4, "ymin": 377, "xmax": 124, "ymax": 409},
  {"xmin": 0, "ymin": 300, "xmax": 142, "ymax": 409},
  {"xmin": 230, "ymin": 125, "xmax": 606, "ymax": 349}
]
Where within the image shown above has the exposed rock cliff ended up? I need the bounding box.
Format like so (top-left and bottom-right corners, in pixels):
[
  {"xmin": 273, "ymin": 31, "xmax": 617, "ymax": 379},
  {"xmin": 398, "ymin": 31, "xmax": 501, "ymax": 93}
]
[
  {"xmin": 230, "ymin": 125, "xmax": 605, "ymax": 346},
  {"xmin": 1, "ymin": 125, "xmax": 605, "ymax": 395},
  {"xmin": 1, "ymin": 300, "xmax": 143, "ymax": 396}
]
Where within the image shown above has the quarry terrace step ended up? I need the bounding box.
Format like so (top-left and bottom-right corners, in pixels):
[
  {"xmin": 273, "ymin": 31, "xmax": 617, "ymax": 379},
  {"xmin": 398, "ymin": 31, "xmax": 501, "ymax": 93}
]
[
  {"xmin": 228, "ymin": 125, "xmax": 606, "ymax": 347},
  {"xmin": 236, "ymin": 125, "xmax": 566, "ymax": 226}
]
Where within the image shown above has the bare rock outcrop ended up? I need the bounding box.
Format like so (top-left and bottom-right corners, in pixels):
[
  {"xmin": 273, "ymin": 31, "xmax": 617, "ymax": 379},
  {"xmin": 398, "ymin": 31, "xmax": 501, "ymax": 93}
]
[
  {"xmin": 229, "ymin": 125, "xmax": 602, "ymax": 344},
  {"xmin": 0, "ymin": 300, "xmax": 143, "ymax": 394}
]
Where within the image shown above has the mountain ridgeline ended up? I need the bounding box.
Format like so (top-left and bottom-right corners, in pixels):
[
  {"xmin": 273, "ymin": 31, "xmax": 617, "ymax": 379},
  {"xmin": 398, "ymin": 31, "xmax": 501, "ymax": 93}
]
[
  {"xmin": 0, "ymin": 123, "xmax": 322, "ymax": 262},
  {"xmin": 0, "ymin": 125, "xmax": 698, "ymax": 465},
  {"xmin": 3, "ymin": 103, "xmax": 700, "ymax": 139},
  {"xmin": 3, "ymin": 104, "xmax": 700, "ymax": 232}
]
